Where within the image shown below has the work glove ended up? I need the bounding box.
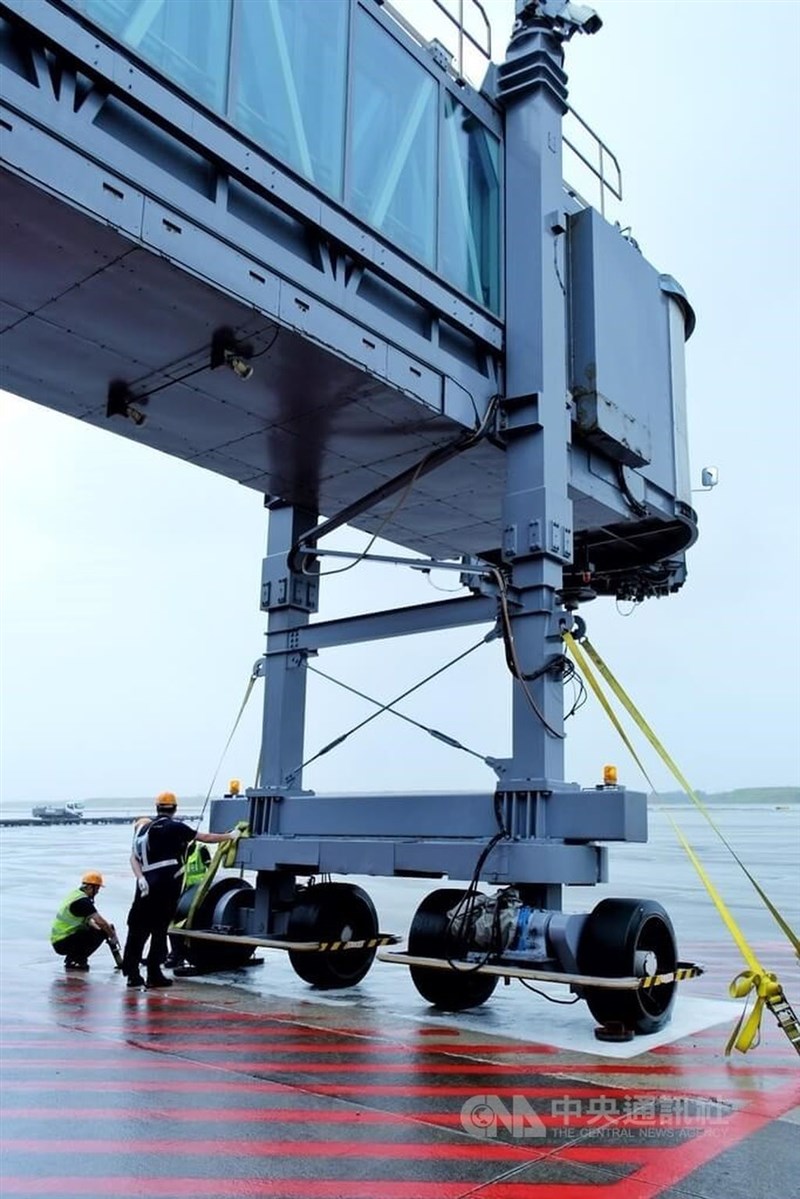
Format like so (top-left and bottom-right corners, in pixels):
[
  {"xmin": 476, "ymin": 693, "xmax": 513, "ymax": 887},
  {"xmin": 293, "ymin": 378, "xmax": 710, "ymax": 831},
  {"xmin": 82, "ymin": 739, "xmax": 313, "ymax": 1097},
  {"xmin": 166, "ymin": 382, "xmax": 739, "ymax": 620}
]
[
  {"xmin": 226, "ymin": 827, "xmax": 243, "ymax": 842},
  {"xmin": 137, "ymin": 877, "xmax": 150, "ymax": 897}
]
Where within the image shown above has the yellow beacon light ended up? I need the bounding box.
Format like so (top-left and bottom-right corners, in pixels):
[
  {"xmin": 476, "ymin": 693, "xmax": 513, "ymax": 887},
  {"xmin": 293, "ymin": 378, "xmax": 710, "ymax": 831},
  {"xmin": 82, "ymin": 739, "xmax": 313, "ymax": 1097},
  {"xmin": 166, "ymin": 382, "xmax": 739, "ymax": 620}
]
[
  {"xmin": 228, "ymin": 778, "xmax": 241, "ymax": 795},
  {"xmin": 603, "ymin": 764, "xmax": 618, "ymax": 787}
]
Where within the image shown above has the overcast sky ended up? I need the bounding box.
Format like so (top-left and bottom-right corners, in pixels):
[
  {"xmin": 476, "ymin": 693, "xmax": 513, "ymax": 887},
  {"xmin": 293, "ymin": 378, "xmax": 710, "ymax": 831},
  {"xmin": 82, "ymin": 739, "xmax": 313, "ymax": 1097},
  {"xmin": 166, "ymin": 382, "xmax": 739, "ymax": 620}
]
[{"xmin": 1, "ymin": 0, "xmax": 799, "ymax": 806}]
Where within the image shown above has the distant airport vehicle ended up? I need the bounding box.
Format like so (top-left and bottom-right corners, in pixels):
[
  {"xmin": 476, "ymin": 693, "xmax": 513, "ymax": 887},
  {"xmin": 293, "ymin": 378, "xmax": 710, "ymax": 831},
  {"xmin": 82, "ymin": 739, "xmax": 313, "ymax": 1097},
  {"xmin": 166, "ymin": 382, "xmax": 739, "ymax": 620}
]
[{"xmin": 31, "ymin": 802, "xmax": 85, "ymax": 823}]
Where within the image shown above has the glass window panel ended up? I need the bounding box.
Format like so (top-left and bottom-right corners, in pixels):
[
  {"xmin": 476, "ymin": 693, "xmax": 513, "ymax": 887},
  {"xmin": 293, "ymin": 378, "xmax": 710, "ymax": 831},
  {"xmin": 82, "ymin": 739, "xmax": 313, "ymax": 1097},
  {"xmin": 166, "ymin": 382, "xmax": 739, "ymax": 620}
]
[
  {"xmin": 350, "ymin": 14, "xmax": 436, "ymax": 265},
  {"xmin": 73, "ymin": 0, "xmax": 231, "ymax": 113},
  {"xmin": 233, "ymin": 0, "xmax": 347, "ymax": 197},
  {"xmin": 440, "ymin": 94, "xmax": 500, "ymax": 311}
]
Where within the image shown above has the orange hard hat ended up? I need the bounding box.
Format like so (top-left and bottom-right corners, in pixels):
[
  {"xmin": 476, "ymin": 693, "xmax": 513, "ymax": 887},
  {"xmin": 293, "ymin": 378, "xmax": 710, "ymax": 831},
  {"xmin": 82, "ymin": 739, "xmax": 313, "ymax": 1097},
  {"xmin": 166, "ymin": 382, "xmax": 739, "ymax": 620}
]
[
  {"xmin": 155, "ymin": 791, "xmax": 177, "ymax": 808},
  {"xmin": 81, "ymin": 871, "xmax": 104, "ymax": 888}
]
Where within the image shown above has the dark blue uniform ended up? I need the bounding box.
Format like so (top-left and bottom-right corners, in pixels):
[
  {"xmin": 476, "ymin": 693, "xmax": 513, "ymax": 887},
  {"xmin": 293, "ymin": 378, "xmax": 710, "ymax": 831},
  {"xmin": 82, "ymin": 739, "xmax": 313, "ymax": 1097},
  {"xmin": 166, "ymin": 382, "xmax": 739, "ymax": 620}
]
[{"xmin": 122, "ymin": 816, "xmax": 196, "ymax": 985}]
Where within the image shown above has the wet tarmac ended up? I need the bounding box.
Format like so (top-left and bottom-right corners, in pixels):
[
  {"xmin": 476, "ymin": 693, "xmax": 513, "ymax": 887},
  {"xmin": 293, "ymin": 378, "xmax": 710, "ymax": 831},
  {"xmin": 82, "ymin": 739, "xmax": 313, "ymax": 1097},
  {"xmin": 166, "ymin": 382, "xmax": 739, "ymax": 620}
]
[{"xmin": 1, "ymin": 807, "xmax": 798, "ymax": 1197}]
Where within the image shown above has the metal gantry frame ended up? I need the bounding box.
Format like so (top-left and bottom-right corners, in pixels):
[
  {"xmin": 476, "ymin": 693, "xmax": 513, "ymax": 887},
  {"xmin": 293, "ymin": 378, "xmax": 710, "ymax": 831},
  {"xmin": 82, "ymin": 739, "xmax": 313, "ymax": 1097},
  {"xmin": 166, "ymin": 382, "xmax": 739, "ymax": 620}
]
[
  {"xmin": 0, "ymin": 0, "xmax": 697, "ymax": 1030},
  {"xmin": 196, "ymin": 4, "xmax": 693, "ymax": 1034},
  {"xmin": 215, "ymin": 5, "xmax": 628, "ymax": 881}
]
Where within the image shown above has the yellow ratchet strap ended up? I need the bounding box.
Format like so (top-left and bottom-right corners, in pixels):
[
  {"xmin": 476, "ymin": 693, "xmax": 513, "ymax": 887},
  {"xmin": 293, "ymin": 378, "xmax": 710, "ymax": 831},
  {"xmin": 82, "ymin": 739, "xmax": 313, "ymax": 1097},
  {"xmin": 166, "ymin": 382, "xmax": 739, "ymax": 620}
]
[
  {"xmin": 577, "ymin": 634, "xmax": 800, "ymax": 959},
  {"xmin": 668, "ymin": 818, "xmax": 787, "ymax": 1054},
  {"xmin": 562, "ymin": 632, "xmax": 655, "ymax": 789},
  {"xmin": 175, "ymin": 821, "xmax": 251, "ymax": 933},
  {"xmin": 200, "ymin": 670, "xmax": 260, "ymax": 814},
  {"xmin": 562, "ymin": 630, "xmax": 800, "ymax": 1056}
]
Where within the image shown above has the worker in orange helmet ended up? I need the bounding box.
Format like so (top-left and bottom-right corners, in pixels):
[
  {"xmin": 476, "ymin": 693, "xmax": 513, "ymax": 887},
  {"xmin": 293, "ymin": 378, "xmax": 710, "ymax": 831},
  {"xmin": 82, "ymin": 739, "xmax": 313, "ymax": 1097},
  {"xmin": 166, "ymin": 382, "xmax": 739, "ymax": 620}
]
[
  {"xmin": 121, "ymin": 791, "xmax": 241, "ymax": 989},
  {"xmin": 50, "ymin": 872, "xmax": 117, "ymax": 971}
]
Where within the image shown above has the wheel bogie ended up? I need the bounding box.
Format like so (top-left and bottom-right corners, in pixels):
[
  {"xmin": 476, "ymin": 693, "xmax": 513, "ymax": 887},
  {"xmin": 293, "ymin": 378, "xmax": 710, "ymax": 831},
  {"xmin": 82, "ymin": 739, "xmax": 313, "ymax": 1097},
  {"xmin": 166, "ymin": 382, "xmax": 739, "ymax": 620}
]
[
  {"xmin": 287, "ymin": 881, "xmax": 379, "ymax": 989},
  {"xmin": 408, "ymin": 888, "xmax": 498, "ymax": 1011},
  {"xmin": 173, "ymin": 872, "xmax": 679, "ymax": 1039},
  {"xmin": 176, "ymin": 877, "xmax": 256, "ymax": 972},
  {"xmin": 577, "ymin": 897, "xmax": 678, "ymax": 1034}
]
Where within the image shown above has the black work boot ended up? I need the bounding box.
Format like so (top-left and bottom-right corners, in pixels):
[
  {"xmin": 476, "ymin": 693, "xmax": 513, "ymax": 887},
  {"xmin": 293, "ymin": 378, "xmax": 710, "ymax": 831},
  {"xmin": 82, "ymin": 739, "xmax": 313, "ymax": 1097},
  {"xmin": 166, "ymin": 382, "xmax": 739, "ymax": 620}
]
[
  {"xmin": 146, "ymin": 970, "xmax": 173, "ymax": 989},
  {"xmin": 126, "ymin": 972, "xmax": 145, "ymax": 988}
]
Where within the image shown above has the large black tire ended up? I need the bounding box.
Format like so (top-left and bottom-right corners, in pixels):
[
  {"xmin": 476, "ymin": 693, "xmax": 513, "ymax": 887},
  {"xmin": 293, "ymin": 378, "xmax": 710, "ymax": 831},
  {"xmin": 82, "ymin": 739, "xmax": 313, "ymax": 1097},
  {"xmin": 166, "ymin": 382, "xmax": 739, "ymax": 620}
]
[
  {"xmin": 176, "ymin": 877, "xmax": 256, "ymax": 972},
  {"xmin": 577, "ymin": 897, "xmax": 678, "ymax": 1034},
  {"xmin": 288, "ymin": 882, "xmax": 378, "ymax": 989},
  {"xmin": 408, "ymin": 888, "xmax": 498, "ymax": 1011}
]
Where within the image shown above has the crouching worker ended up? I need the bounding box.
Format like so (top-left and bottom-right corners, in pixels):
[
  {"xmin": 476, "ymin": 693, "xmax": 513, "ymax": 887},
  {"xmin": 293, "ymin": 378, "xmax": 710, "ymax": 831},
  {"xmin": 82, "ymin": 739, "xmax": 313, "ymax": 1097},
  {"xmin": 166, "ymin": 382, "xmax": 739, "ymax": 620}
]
[{"xmin": 51, "ymin": 871, "xmax": 117, "ymax": 971}]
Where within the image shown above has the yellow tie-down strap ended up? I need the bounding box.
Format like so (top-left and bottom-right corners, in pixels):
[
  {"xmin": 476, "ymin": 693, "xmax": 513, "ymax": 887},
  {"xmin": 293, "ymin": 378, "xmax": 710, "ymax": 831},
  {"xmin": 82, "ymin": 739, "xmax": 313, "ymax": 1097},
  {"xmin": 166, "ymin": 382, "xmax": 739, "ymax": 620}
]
[
  {"xmin": 726, "ymin": 970, "xmax": 797, "ymax": 1056},
  {"xmin": 173, "ymin": 821, "xmax": 251, "ymax": 934},
  {"xmin": 562, "ymin": 629, "xmax": 800, "ymax": 1056}
]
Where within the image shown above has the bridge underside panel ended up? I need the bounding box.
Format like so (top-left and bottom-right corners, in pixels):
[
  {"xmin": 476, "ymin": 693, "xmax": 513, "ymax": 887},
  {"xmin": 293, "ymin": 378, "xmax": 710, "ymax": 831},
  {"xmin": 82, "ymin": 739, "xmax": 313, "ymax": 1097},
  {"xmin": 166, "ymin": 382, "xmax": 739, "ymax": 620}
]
[{"xmin": 0, "ymin": 166, "xmax": 503, "ymax": 559}]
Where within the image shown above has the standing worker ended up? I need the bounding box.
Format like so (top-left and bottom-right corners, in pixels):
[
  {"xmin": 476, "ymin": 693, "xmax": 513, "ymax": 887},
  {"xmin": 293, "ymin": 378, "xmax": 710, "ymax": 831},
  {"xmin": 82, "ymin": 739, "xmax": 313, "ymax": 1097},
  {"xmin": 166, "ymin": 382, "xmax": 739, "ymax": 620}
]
[
  {"xmin": 121, "ymin": 791, "xmax": 240, "ymax": 989},
  {"xmin": 51, "ymin": 872, "xmax": 118, "ymax": 970}
]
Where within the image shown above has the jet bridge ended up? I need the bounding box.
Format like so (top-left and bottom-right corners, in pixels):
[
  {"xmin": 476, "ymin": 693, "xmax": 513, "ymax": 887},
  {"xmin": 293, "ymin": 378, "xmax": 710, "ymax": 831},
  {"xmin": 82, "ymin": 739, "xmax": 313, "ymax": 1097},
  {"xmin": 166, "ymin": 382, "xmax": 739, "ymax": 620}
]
[{"xmin": 0, "ymin": 0, "xmax": 698, "ymax": 1033}]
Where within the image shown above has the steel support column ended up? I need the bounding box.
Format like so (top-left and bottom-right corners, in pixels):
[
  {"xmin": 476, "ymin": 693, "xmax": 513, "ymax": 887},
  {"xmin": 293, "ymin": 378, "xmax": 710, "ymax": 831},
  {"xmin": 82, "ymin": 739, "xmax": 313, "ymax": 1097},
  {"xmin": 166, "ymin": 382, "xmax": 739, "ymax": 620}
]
[
  {"xmin": 495, "ymin": 16, "xmax": 574, "ymax": 785},
  {"xmin": 258, "ymin": 505, "xmax": 318, "ymax": 789}
]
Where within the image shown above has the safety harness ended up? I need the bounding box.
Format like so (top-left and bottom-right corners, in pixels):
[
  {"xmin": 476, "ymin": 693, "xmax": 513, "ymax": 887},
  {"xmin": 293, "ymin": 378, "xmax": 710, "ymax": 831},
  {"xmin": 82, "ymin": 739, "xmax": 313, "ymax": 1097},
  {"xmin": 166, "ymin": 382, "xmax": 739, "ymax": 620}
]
[{"xmin": 134, "ymin": 816, "xmax": 182, "ymax": 877}]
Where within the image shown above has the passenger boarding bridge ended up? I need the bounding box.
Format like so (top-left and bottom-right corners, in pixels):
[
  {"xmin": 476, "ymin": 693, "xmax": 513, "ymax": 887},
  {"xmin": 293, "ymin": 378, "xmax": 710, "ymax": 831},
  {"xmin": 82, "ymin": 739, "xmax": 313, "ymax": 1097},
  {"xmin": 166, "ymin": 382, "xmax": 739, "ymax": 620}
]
[{"xmin": 0, "ymin": 0, "xmax": 699, "ymax": 1032}]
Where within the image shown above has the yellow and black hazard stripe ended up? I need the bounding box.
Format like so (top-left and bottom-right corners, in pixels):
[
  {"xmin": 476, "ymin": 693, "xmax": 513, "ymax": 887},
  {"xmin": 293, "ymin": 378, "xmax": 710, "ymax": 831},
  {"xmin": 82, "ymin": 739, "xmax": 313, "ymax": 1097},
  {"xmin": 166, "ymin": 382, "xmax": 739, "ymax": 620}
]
[
  {"xmin": 317, "ymin": 934, "xmax": 401, "ymax": 952},
  {"xmin": 639, "ymin": 963, "xmax": 704, "ymax": 989}
]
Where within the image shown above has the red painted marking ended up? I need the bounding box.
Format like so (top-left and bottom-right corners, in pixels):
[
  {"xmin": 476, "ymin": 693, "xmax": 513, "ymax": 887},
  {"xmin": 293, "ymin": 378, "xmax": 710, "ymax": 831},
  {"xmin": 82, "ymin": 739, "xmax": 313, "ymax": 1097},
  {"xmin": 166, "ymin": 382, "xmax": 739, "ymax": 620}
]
[
  {"xmin": 7, "ymin": 1053, "xmax": 794, "ymax": 1077},
  {"xmin": 3, "ymin": 1136, "xmax": 546, "ymax": 1162},
  {"xmin": 0, "ymin": 1181, "xmax": 629, "ymax": 1198},
  {"xmin": 0, "ymin": 1079, "xmax": 775, "ymax": 1105},
  {"xmin": 1, "ymin": 1105, "xmax": 738, "ymax": 1131},
  {"xmin": 651, "ymin": 1045, "xmax": 793, "ymax": 1062},
  {"xmin": 600, "ymin": 1079, "xmax": 800, "ymax": 1199},
  {"xmin": 3, "ymin": 1022, "xmax": 797, "ymax": 1197},
  {"xmin": 21, "ymin": 1021, "xmax": 554, "ymax": 1057},
  {"xmin": 0, "ymin": 1107, "xmax": 406, "ymax": 1125},
  {"xmin": 0, "ymin": 1037, "xmax": 555, "ymax": 1055}
]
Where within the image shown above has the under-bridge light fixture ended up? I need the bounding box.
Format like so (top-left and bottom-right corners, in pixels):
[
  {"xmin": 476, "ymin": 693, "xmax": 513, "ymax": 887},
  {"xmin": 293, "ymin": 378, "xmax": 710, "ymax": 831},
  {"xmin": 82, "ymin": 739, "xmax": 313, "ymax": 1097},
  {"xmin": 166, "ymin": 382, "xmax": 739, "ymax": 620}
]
[
  {"xmin": 224, "ymin": 350, "xmax": 254, "ymax": 381},
  {"xmin": 211, "ymin": 327, "xmax": 254, "ymax": 381},
  {"xmin": 106, "ymin": 380, "xmax": 148, "ymax": 426}
]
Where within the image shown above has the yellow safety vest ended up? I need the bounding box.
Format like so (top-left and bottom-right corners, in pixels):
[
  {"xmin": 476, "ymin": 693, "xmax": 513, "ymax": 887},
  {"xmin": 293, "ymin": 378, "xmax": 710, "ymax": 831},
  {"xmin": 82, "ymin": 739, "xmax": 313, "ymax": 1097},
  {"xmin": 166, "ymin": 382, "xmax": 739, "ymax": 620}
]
[
  {"xmin": 50, "ymin": 889, "xmax": 90, "ymax": 945},
  {"xmin": 182, "ymin": 844, "xmax": 209, "ymax": 889}
]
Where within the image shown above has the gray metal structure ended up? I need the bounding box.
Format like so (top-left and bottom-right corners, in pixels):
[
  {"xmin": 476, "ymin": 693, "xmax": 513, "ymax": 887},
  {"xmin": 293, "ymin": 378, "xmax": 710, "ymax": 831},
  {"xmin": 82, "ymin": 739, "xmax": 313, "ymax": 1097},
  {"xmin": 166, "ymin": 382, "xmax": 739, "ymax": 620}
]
[{"xmin": 0, "ymin": 0, "xmax": 698, "ymax": 1027}]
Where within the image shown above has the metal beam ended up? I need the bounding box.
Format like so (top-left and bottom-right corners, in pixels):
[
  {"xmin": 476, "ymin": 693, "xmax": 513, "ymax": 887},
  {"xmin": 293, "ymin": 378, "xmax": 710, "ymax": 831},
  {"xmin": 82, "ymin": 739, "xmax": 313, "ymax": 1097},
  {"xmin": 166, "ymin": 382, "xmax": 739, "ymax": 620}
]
[{"xmin": 266, "ymin": 594, "xmax": 497, "ymax": 653}]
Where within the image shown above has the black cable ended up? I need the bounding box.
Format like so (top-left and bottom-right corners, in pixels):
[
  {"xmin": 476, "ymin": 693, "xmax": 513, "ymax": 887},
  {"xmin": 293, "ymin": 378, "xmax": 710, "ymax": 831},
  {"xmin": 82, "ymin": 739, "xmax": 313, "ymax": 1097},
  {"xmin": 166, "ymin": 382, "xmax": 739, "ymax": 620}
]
[
  {"xmin": 310, "ymin": 453, "xmax": 429, "ymax": 578},
  {"xmin": 564, "ymin": 668, "xmax": 587, "ymax": 720},
  {"xmin": 130, "ymin": 359, "xmax": 212, "ymax": 403},
  {"xmin": 526, "ymin": 653, "xmax": 588, "ymax": 721},
  {"xmin": 125, "ymin": 323, "xmax": 281, "ymax": 405},
  {"xmin": 288, "ymin": 394, "xmax": 501, "ymax": 574},
  {"xmin": 490, "ymin": 567, "xmax": 566, "ymax": 739},
  {"xmin": 519, "ymin": 980, "xmax": 581, "ymax": 1004},
  {"xmin": 444, "ymin": 792, "xmax": 511, "ymax": 973},
  {"xmin": 248, "ymin": 325, "xmax": 281, "ymax": 361},
  {"xmin": 615, "ymin": 463, "xmax": 648, "ymax": 517}
]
